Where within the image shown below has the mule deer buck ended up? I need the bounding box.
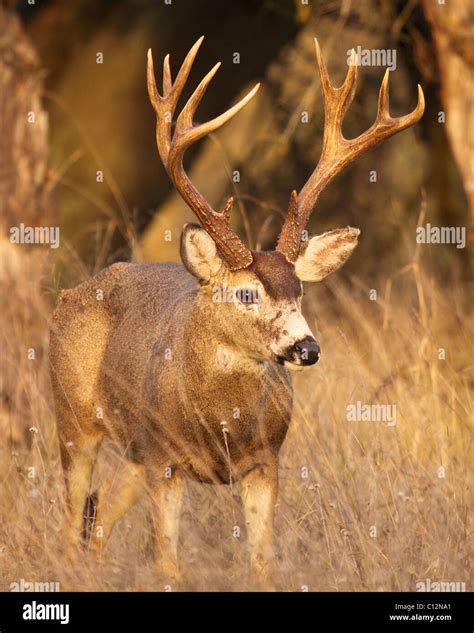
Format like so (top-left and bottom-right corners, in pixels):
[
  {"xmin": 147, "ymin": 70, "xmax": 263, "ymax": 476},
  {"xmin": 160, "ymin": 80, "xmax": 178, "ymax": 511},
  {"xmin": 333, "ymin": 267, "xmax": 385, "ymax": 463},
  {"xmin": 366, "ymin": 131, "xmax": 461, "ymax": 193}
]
[{"xmin": 49, "ymin": 36, "xmax": 424, "ymax": 584}]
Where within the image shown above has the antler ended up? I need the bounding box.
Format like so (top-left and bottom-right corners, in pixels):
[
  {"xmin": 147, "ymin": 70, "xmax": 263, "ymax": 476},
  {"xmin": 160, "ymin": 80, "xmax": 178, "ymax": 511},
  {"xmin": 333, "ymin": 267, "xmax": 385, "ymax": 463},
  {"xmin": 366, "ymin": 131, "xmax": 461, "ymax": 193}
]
[
  {"xmin": 147, "ymin": 36, "xmax": 260, "ymax": 270},
  {"xmin": 277, "ymin": 38, "xmax": 425, "ymax": 263}
]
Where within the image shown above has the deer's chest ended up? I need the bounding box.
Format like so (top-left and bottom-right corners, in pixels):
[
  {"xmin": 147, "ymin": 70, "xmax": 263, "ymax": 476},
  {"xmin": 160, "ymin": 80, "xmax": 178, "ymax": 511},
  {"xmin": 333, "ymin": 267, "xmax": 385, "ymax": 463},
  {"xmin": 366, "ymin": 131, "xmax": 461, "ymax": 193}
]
[{"xmin": 150, "ymin": 359, "xmax": 293, "ymax": 481}]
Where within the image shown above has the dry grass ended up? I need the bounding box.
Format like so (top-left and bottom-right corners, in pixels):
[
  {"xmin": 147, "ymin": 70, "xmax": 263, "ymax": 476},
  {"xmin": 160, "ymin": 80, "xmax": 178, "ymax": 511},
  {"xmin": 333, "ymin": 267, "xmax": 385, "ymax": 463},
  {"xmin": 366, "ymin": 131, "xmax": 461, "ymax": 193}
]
[{"xmin": 0, "ymin": 232, "xmax": 471, "ymax": 593}]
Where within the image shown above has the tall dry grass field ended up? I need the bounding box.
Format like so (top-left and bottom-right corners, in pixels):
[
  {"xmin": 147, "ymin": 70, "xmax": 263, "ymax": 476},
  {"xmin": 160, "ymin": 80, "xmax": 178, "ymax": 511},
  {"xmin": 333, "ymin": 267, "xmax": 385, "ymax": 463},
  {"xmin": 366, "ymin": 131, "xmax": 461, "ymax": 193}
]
[{"xmin": 0, "ymin": 223, "xmax": 471, "ymax": 592}]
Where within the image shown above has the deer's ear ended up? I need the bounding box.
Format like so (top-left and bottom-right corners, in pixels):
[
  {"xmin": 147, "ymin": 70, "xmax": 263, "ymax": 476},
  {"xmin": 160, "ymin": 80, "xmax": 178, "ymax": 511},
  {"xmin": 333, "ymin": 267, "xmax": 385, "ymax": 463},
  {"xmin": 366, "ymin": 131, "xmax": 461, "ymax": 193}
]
[
  {"xmin": 295, "ymin": 227, "xmax": 360, "ymax": 282},
  {"xmin": 180, "ymin": 224, "xmax": 223, "ymax": 281}
]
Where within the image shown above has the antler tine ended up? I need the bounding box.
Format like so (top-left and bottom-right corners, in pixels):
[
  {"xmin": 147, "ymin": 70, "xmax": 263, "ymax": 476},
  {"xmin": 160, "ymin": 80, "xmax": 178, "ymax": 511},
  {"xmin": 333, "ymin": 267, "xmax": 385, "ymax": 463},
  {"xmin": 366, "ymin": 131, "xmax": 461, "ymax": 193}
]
[
  {"xmin": 378, "ymin": 68, "xmax": 390, "ymax": 116},
  {"xmin": 175, "ymin": 61, "xmax": 222, "ymax": 131},
  {"xmin": 314, "ymin": 37, "xmax": 358, "ymax": 125},
  {"xmin": 148, "ymin": 37, "xmax": 260, "ymax": 270},
  {"xmin": 162, "ymin": 54, "xmax": 172, "ymax": 95},
  {"xmin": 374, "ymin": 68, "xmax": 425, "ymax": 130},
  {"xmin": 350, "ymin": 70, "xmax": 425, "ymax": 157},
  {"xmin": 172, "ymin": 77, "xmax": 260, "ymax": 153},
  {"xmin": 277, "ymin": 37, "xmax": 425, "ymax": 263},
  {"xmin": 147, "ymin": 49, "xmax": 169, "ymax": 164},
  {"xmin": 147, "ymin": 37, "xmax": 204, "ymax": 164}
]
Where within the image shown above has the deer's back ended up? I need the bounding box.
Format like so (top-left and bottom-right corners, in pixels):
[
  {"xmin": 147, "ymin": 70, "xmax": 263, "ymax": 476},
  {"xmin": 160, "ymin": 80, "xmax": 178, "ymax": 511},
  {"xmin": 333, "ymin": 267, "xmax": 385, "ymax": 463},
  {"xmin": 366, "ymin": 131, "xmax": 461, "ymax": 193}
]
[{"xmin": 49, "ymin": 262, "xmax": 197, "ymax": 446}]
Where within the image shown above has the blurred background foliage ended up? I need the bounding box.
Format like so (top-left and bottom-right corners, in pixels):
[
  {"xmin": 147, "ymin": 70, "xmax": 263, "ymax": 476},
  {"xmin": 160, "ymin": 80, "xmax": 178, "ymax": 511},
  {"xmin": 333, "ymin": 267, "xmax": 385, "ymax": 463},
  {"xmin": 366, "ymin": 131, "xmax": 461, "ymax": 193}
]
[
  {"xmin": 8, "ymin": 0, "xmax": 471, "ymax": 284},
  {"xmin": 0, "ymin": 1, "xmax": 472, "ymax": 590}
]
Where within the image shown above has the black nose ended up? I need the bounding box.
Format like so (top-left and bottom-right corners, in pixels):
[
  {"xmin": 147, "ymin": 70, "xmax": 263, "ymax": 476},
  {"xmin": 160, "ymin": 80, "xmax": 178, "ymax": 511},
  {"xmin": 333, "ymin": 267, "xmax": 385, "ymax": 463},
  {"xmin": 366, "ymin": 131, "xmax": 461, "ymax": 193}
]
[{"xmin": 292, "ymin": 336, "xmax": 320, "ymax": 365}]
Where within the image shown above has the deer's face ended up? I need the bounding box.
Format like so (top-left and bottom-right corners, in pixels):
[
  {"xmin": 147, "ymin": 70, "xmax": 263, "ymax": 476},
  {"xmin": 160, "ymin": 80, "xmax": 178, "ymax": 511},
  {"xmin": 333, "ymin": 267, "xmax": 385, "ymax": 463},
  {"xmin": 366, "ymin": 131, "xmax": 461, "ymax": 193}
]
[
  {"xmin": 150, "ymin": 35, "xmax": 422, "ymax": 365},
  {"xmin": 181, "ymin": 224, "xmax": 359, "ymax": 370},
  {"xmin": 150, "ymin": 37, "xmax": 421, "ymax": 370}
]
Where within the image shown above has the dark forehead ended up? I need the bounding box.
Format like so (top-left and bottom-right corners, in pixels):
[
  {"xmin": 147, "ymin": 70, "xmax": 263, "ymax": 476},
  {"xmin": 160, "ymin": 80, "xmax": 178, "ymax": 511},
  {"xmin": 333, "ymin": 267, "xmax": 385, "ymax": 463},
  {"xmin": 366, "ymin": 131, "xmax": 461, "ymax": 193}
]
[{"xmin": 248, "ymin": 251, "xmax": 302, "ymax": 300}]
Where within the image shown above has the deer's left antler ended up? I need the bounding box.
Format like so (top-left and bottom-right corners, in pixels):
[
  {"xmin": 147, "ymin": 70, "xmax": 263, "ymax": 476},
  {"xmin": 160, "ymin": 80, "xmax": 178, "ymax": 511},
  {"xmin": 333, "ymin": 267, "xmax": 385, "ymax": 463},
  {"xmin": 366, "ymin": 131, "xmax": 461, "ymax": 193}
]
[{"xmin": 277, "ymin": 38, "xmax": 425, "ymax": 263}]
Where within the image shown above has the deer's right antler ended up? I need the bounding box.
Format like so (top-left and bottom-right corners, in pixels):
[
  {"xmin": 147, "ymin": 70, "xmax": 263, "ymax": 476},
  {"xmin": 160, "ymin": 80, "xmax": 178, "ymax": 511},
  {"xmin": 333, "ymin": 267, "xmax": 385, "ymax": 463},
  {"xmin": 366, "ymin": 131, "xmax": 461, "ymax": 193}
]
[
  {"xmin": 147, "ymin": 36, "xmax": 259, "ymax": 271},
  {"xmin": 277, "ymin": 38, "xmax": 425, "ymax": 263}
]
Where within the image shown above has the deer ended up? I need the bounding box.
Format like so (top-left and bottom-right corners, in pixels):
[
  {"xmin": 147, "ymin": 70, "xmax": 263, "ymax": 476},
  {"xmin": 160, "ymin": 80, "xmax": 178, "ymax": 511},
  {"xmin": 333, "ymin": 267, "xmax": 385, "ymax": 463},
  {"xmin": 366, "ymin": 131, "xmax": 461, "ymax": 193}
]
[{"xmin": 49, "ymin": 36, "xmax": 424, "ymax": 586}]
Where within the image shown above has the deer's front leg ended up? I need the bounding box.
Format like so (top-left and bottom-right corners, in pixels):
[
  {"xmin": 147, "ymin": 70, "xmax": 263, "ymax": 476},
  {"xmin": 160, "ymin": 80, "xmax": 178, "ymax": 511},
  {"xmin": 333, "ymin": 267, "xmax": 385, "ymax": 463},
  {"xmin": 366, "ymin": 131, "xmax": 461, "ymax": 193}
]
[
  {"xmin": 148, "ymin": 467, "xmax": 184, "ymax": 586},
  {"xmin": 241, "ymin": 462, "xmax": 278, "ymax": 584}
]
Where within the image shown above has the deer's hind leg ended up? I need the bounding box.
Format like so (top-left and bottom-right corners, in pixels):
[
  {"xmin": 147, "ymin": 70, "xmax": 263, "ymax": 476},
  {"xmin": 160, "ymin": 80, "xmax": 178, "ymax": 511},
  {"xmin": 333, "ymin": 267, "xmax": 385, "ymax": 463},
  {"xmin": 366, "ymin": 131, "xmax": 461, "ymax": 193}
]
[
  {"xmin": 59, "ymin": 430, "xmax": 104, "ymax": 551},
  {"xmin": 49, "ymin": 286, "xmax": 112, "ymax": 554},
  {"xmin": 88, "ymin": 460, "xmax": 145, "ymax": 554}
]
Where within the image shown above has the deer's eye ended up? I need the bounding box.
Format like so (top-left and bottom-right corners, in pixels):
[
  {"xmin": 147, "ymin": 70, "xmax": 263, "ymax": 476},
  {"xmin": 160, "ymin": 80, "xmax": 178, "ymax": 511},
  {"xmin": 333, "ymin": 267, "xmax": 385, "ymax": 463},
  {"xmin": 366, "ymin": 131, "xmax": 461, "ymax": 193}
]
[{"xmin": 236, "ymin": 287, "xmax": 261, "ymax": 305}]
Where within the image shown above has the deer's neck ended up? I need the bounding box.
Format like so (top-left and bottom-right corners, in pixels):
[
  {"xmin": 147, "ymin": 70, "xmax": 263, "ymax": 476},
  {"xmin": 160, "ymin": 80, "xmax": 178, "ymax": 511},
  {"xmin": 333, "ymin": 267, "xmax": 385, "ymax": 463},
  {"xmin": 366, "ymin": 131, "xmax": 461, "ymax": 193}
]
[{"xmin": 182, "ymin": 293, "xmax": 270, "ymax": 378}]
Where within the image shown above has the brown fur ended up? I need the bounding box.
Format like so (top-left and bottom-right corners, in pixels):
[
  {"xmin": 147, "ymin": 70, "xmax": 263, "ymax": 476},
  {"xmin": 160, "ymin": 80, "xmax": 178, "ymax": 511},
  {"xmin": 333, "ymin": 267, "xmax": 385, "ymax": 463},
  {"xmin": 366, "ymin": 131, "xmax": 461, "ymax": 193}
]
[
  {"xmin": 50, "ymin": 258, "xmax": 294, "ymax": 583},
  {"xmin": 50, "ymin": 214, "xmax": 361, "ymax": 586},
  {"xmin": 249, "ymin": 250, "xmax": 302, "ymax": 300}
]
